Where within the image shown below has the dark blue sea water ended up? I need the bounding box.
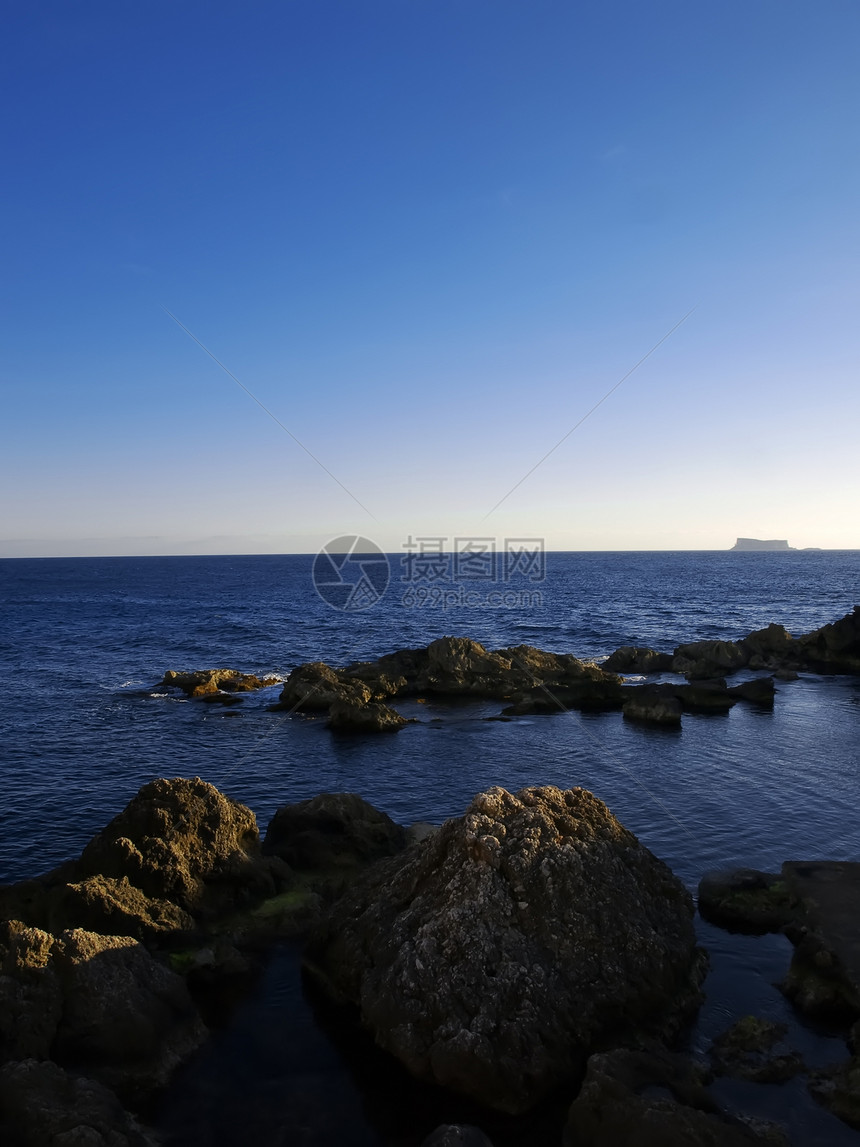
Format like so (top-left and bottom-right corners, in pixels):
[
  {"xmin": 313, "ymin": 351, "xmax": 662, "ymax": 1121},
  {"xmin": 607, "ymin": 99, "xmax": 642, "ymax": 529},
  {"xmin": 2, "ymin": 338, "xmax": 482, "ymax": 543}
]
[{"xmin": 1, "ymin": 550, "xmax": 859, "ymax": 1145}]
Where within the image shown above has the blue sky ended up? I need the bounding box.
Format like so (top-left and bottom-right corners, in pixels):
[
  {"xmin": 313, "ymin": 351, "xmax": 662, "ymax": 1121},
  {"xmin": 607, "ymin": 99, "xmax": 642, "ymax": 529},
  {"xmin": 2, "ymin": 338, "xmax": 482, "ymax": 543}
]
[{"xmin": 2, "ymin": 0, "xmax": 858, "ymax": 555}]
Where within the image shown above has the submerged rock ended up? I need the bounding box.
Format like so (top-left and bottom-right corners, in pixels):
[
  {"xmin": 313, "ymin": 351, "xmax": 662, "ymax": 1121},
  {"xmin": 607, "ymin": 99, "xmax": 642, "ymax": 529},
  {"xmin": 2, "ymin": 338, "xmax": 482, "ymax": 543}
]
[
  {"xmin": 709, "ymin": 1016, "xmax": 804, "ymax": 1083},
  {"xmin": 697, "ymin": 869, "xmax": 798, "ymax": 934},
  {"xmin": 727, "ymin": 677, "xmax": 776, "ymax": 705},
  {"xmin": 306, "ymin": 785, "xmax": 702, "ymax": 1114},
  {"xmin": 564, "ymin": 1047, "xmax": 786, "ymax": 1146},
  {"xmin": 622, "ymin": 691, "xmax": 682, "ymax": 726},
  {"xmin": 0, "ymin": 1059, "xmax": 158, "ymax": 1147},
  {"xmin": 809, "ymin": 1027, "xmax": 860, "ymax": 1128},
  {"xmin": 780, "ymin": 861, "xmax": 860, "ymax": 1022}
]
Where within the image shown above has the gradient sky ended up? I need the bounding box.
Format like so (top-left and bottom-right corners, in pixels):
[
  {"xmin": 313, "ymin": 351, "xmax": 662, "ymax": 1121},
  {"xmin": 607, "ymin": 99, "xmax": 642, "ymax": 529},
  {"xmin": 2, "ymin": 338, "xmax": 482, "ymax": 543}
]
[{"xmin": 2, "ymin": 0, "xmax": 858, "ymax": 556}]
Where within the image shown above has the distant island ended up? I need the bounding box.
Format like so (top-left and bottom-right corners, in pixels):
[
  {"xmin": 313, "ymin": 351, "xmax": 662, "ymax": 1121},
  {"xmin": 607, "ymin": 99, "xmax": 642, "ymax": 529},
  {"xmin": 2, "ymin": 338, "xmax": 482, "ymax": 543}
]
[{"xmin": 731, "ymin": 537, "xmax": 794, "ymax": 551}]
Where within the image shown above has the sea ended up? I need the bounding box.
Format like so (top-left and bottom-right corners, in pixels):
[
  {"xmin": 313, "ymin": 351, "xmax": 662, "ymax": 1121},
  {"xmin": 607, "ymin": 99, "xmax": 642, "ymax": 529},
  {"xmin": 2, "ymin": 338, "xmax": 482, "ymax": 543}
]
[{"xmin": 1, "ymin": 550, "xmax": 859, "ymax": 1146}]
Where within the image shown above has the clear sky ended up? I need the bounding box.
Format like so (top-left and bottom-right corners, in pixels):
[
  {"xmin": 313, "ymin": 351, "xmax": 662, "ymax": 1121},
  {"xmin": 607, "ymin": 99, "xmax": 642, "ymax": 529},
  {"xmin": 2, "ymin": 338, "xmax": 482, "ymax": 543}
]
[{"xmin": 2, "ymin": 0, "xmax": 858, "ymax": 556}]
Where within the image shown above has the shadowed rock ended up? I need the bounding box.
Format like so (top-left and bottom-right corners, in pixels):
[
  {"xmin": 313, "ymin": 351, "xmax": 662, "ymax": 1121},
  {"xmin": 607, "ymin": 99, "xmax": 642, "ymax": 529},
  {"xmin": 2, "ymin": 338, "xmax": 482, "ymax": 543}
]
[
  {"xmin": 697, "ymin": 869, "xmax": 798, "ymax": 934},
  {"xmin": 604, "ymin": 646, "xmax": 674, "ymax": 674},
  {"xmin": 0, "ymin": 921, "xmax": 63, "ymax": 1062},
  {"xmin": 709, "ymin": 1016, "xmax": 804, "ymax": 1083},
  {"xmin": 728, "ymin": 677, "xmax": 776, "ymax": 705},
  {"xmin": 622, "ymin": 691, "xmax": 682, "ymax": 726},
  {"xmin": 741, "ymin": 624, "xmax": 795, "ymax": 670},
  {"xmin": 263, "ymin": 793, "xmax": 406, "ymax": 873},
  {"xmin": 0, "ymin": 1059, "xmax": 158, "ymax": 1147},
  {"xmin": 673, "ymin": 640, "xmax": 749, "ymax": 680},
  {"xmin": 796, "ymin": 605, "xmax": 860, "ymax": 674},
  {"xmin": 421, "ymin": 1126, "xmax": 495, "ymax": 1147},
  {"xmin": 564, "ymin": 1047, "xmax": 786, "ymax": 1146},
  {"xmin": 0, "ymin": 921, "xmax": 205, "ymax": 1102},
  {"xmin": 306, "ymin": 785, "xmax": 702, "ymax": 1114}
]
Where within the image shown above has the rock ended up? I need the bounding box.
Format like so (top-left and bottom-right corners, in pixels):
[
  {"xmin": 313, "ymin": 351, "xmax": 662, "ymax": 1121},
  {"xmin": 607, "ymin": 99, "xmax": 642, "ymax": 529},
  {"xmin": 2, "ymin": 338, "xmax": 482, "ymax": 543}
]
[
  {"xmin": 564, "ymin": 1048, "xmax": 787, "ymax": 1146},
  {"xmin": 344, "ymin": 638, "xmax": 619, "ymax": 703},
  {"xmin": 697, "ymin": 869, "xmax": 798, "ymax": 933},
  {"xmin": 274, "ymin": 662, "xmax": 372, "ymax": 712},
  {"xmin": 781, "ymin": 931, "xmax": 860, "ymax": 1020},
  {"xmin": 76, "ymin": 777, "xmax": 281, "ymax": 917},
  {"xmin": 672, "ymin": 640, "xmax": 749, "ymax": 680},
  {"xmin": 160, "ymin": 668, "xmax": 278, "ymax": 696},
  {"xmin": 327, "ymin": 699, "xmax": 409, "ymax": 733},
  {"xmin": 740, "ymin": 624, "xmax": 795, "ymax": 670},
  {"xmin": 263, "ymin": 793, "xmax": 406, "ymax": 873},
  {"xmin": 305, "ymin": 785, "xmax": 702, "ymax": 1114},
  {"xmin": 46, "ymin": 876, "xmax": 195, "ymax": 941},
  {"xmin": 0, "ymin": 921, "xmax": 205, "ymax": 1102},
  {"xmin": 0, "ymin": 1059, "xmax": 158, "ymax": 1147},
  {"xmin": 406, "ymin": 822, "xmax": 438, "ymax": 846},
  {"xmin": 51, "ymin": 928, "xmax": 206, "ymax": 1100},
  {"xmin": 809, "ymin": 1053, "xmax": 860, "ymax": 1128},
  {"xmin": 727, "ymin": 677, "xmax": 776, "ymax": 706},
  {"xmin": 710, "ymin": 1016, "xmax": 804, "ymax": 1082},
  {"xmin": 603, "ymin": 646, "xmax": 674, "ymax": 674},
  {"xmin": 193, "ymin": 691, "xmax": 243, "ymax": 705},
  {"xmin": 673, "ymin": 682, "xmax": 736, "ymax": 714},
  {"xmin": 0, "ymin": 921, "xmax": 63, "ymax": 1062},
  {"xmin": 779, "ymin": 861, "xmax": 860, "ymax": 1021},
  {"xmin": 421, "ymin": 1125, "xmax": 495, "ymax": 1147},
  {"xmin": 622, "ymin": 691, "xmax": 682, "ymax": 726},
  {"xmin": 797, "ymin": 605, "xmax": 860, "ymax": 674},
  {"xmin": 502, "ymin": 677, "xmax": 624, "ymax": 715}
]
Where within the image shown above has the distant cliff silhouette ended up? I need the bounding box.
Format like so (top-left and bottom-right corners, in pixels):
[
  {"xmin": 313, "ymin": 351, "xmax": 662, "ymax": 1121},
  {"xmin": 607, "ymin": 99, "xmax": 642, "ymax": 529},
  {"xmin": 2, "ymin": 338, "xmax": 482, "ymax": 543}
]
[{"xmin": 731, "ymin": 538, "xmax": 794, "ymax": 551}]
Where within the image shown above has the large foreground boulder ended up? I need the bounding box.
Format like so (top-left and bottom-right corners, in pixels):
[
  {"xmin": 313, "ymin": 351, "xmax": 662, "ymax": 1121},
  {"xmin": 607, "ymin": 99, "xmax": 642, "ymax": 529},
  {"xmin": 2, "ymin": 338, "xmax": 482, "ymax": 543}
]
[{"xmin": 306, "ymin": 785, "xmax": 702, "ymax": 1114}]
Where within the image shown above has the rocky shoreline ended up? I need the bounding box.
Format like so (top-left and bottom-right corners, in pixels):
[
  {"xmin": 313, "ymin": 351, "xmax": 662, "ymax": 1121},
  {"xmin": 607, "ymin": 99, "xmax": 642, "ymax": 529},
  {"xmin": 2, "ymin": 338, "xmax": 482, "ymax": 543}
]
[
  {"xmin": 2, "ymin": 606, "xmax": 859, "ymax": 1145},
  {"xmin": 158, "ymin": 605, "xmax": 860, "ymax": 730}
]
